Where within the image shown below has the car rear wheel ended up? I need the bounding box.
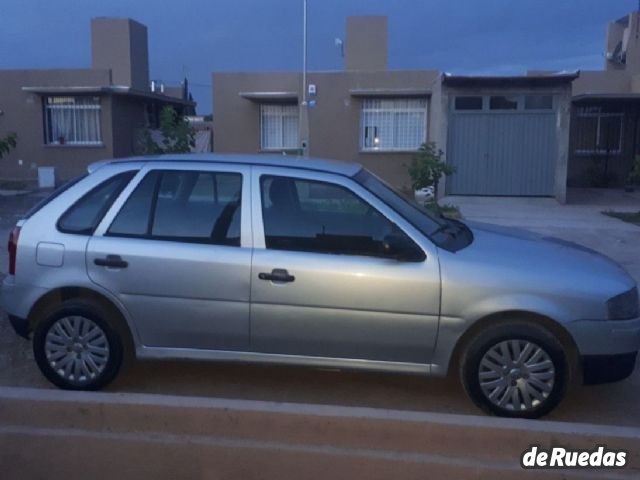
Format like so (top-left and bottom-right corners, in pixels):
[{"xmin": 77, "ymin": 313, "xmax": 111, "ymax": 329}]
[
  {"xmin": 460, "ymin": 321, "xmax": 569, "ymax": 419},
  {"xmin": 33, "ymin": 302, "xmax": 123, "ymax": 390}
]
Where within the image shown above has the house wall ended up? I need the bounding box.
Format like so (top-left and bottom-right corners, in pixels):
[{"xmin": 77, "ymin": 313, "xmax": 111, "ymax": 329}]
[
  {"xmin": 212, "ymin": 70, "xmax": 440, "ymax": 189},
  {"xmin": 344, "ymin": 16, "xmax": 388, "ymax": 72},
  {"xmin": 91, "ymin": 17, "xmax": 150, "ymax": 90},
  {"xmin": 0, "ymin": 69, "xmax": 115, "ymax": 182},
  {"xmin": 110, "ymin": 95, "xmax": 149, "ymax": 158}
]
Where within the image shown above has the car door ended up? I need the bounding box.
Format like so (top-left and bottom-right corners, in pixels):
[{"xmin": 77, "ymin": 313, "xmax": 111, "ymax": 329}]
[
  {"xmin": 87, "ymin": 162, "xmax": 253, "ymax": 351},
  {"xmin": 249, "ymin": 167, "xmax": 441, "ymax": 365}
]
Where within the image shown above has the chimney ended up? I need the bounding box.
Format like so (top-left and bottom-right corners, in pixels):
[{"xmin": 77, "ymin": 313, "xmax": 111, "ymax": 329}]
[
  {"xmin": 91, "ymin": 17, "xmax": 150, "ymax": 90},
  {"xmin": 344, "ymin": 16, "xmax": 388, "ymax": 71}
]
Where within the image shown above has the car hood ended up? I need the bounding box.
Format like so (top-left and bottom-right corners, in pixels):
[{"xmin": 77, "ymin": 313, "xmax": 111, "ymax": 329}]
[{"xmin": 457, "ymin": 221, "xmax": 636, "ymax": 297}]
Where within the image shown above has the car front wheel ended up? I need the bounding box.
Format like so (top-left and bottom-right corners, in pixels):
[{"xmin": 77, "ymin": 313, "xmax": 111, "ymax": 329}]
[
  {"xmin": 33, "ymin": 302, "xmax": 123, "ymax": 390},
  {"xmin": 460, "ymin": 321, "xmax": 569, "ymax": 419}
]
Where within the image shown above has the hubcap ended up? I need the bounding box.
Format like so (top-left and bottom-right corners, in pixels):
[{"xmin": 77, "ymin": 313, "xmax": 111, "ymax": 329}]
[
  {"xmin": 478, "ymin": 340, "xmax": 555, "ymax": 411},
  {"xmin": 44, "ymin": 316, "xmax": 110, "ymax": 384}
]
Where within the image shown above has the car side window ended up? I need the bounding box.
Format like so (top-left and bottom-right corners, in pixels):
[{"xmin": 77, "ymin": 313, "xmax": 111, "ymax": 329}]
[
  {"xmin": 260, "ymin": 175, "xmax": 421, "ymax": 259},
  {"xmin": 57, "ymin": 171, "xmax": 136, "ymax": 235},
  {"xmin": 108, "ymin": 170, "xmax": 242, "ymax": 246}
]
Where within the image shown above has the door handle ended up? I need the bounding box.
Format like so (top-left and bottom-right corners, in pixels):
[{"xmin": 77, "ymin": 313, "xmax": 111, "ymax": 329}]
[
  {"xmin": 94, "ymin": 254, "xmax": 128, "ymax": 269},
  {"xmin": 258, "ymin": 268, "xmax": 295, "ymax": 283}
]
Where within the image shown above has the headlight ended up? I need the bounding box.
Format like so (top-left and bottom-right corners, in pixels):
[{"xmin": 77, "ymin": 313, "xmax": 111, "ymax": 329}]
[{"xmin": 607, "ymin": 287, "xmax": 639, "ymax": 320}]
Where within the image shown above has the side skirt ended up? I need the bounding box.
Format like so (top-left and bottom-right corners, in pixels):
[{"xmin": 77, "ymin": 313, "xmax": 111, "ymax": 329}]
[{"xmin": 137, "ymin": 346, "xmax": 436, "ymax": 376}]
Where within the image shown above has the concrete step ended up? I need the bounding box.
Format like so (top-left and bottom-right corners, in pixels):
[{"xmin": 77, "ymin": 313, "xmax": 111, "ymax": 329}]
[{"xmin": 0, "ymin": 387, "xmax": 638, "ymax": 479}]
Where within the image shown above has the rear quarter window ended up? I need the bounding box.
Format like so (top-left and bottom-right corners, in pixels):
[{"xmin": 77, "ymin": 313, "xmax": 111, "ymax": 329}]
[{"xmin": 57, "ymin": 171, "xmax": 137, "ymax": 235}]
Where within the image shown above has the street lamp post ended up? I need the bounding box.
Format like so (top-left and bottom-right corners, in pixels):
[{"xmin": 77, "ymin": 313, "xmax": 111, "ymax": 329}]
[{"xmin": 299, "ymin": 0, "xmax": 310, "ymax": 156}]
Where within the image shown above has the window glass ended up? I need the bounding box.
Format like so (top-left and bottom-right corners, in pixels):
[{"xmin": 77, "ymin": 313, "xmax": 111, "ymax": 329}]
[
  {"xmin": 44, "ymin": 96, "xmax": 102, "ymax": 145},
  {"xmin": 575, "ymin": 107, "xmax": 623, "ymax": 154},
  {"xmin": 489, "ymin": 96, "xmax": 518, "ymax": 110},
  {"xmin": 58, "ymin": 171, "xmax": 135, "ymax": 234},
  {"xmin": 108, "ymin": 171, "xmax": 159, "ymax": 236},
  {"xmin": 260, "ymin": 175, "xmax": 421, "ymax": 259},
  {"xmin": 260, "ymin": 104, "xmax": 299, "ymax": 150},
  {"xmin": 524, "ymin": 95, "xmax": 553, "ymax": 110},
  {"xmin": 108, "ymin": 170, "xmax": 242, "ymax": 246},
  {"xmin": 361, "ymin": 98, "xmax": 427, "ymax": 151},
  {"xmin": 455, "ymin": 96, "xmax": 483, "ymax": 110}
]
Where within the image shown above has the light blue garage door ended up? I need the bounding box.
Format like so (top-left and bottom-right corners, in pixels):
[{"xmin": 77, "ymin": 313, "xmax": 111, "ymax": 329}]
[{"xmin": 446, "ymin": 95, "xmax": 557, "ymax": 196}]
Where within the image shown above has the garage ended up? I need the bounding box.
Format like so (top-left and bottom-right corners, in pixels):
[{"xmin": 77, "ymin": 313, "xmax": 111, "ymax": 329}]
[{"xmin": 442, "ymin": 74, "xmax": 576, "ymax": 199}]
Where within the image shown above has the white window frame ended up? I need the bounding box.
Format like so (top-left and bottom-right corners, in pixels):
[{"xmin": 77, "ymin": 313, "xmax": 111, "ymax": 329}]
[
  {"xmin": 575, "ymin": 107, "xmax": 624, "ymax": 155},
  {"xmin": 259, "ymin": 104, "xmax": 299, "ymax": 151},
  {"xmin": 44, "ymin": 96, "xmax": 102, "ymax": 146},
  {"xmin": 360, "ymin": 98, "xmax": 427, "ymax": 152}
]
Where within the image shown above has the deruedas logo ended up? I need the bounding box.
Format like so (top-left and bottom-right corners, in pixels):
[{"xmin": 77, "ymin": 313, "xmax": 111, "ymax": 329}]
[{"xmin": 521, "ymin": 445, "xmax": 627, "ymax": 469}]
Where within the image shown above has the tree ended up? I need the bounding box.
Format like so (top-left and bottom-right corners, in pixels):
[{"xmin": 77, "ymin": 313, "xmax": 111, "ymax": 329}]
[
  {"xmin": 0, "ymin": 132, "xmax": 17, "ymax": 158},
  {"xmin": 139, "ymin": 106, "xmax": 195, "ymax": 154},
  {"xmin": 408, "ymin": 141, "xmax": 455, "ymax": 201}
]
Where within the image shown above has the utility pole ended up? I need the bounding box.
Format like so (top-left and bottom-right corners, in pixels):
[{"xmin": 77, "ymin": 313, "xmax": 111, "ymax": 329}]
[{"xmin": 299, "ymin": 0, "xmax": 310, "ymax": 156}]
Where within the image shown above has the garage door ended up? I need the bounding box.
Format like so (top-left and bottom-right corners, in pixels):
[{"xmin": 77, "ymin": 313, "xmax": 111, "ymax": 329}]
[{"xmin": 446, "ymin": 95, "xmax": 557, "ymax": 196}]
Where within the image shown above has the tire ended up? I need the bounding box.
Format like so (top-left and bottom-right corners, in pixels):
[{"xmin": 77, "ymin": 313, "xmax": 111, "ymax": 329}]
[
  {"xmin": 33, "ymin": 301, "xmax": 123, "ymax": 390},
  {"xmin": 460, "ymin": 321, "xmax": 569, "ymax": 419}
]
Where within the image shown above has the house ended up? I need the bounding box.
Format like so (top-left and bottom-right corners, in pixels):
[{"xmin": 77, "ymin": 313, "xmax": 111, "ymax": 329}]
[
  {"xmin": 566, "ymin": 11, "xmax": 640, "ymax": 188},
  {"xmin": 0, "ymin": 17, "xmax": 195, "ymax": 183},
  {"xmin": 212, "ymin": 16, "xmax": 576, "ymax": 202}
]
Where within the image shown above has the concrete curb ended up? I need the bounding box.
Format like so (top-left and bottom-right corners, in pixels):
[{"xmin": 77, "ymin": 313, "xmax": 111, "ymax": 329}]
[{"xmin": 0, "ymin": 386, "xmax": 638, "ymax": 479}]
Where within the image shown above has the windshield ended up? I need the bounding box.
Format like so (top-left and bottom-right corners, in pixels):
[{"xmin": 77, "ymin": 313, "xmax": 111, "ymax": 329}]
[{"xmin": 353, "ymin": 168, "xmax": 447, "ymax": 237}]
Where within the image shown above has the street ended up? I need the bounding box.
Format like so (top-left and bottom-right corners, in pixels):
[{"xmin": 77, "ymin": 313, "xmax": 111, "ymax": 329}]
[{"xmin": 1, "ymin": 191, "xmax": 639, "ymax": 427}]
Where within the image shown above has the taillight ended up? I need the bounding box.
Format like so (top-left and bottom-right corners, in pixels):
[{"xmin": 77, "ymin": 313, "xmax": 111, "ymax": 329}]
[{"xmin": 8, "ymin": 226, "xmax": 20, "ymax": 276}]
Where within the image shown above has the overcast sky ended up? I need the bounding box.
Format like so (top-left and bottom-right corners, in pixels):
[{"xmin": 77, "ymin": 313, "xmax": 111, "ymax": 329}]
[{"xmin": 1, "ymin": 0, "xmax": 637, "ymax": 114}]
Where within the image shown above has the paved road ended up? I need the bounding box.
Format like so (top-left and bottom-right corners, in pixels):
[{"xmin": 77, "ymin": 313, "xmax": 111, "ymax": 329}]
[{"xmin": 1, "ymin": 191, "xmax": 639, "ymax": 426}]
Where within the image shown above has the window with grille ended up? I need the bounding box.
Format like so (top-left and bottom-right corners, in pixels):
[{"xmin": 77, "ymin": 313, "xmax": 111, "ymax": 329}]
[
  {"xmin": 361, "ymin": 98, "xmax": 427, "ymax": 151},
  {"xmin": 575, "ymin": 106, "xmax": 623, "ymax": 155},
  {"xmin": 260, "ymin": 104, "xmax": 299, "ymax": 150},
  {"xmin": 44, "ymin": 96, "xmax": 102, "ymax": 145}
]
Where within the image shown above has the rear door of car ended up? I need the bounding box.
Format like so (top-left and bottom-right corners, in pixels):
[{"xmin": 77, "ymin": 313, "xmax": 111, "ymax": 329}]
[
  {"xmin": 249, "ymin": 166, "xmax": 441, "ymax": 365},
  {"xmin": 87, "ymin": 162, "xmax": 253, "ymax": 351}
]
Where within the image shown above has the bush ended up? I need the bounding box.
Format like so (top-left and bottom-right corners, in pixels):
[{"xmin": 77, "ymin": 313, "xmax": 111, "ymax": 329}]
[
  {"xmin": 0, "ymin": 132, "xmax": 17, "ymax": 158},
  {"xmin": 138, "ymin": 106, "xmax": 194, "ymax": 154},
  {"xmin": 408, "ymin": 142, "xmax": 456, "ymax": 216}
]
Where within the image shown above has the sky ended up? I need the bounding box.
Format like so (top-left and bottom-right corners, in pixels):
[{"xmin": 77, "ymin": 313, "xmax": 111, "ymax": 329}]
[{"xmin": 1, "ymin": 0, "xmax": 638, "ymax": 114}]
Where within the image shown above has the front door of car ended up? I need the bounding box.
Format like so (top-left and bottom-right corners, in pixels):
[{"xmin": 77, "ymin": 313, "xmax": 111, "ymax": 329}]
[
  {"xmin": 87, "ymin": 163, "xmax": 253, "ymax": 351},
  {"xmin": 249, "ymin": 167, "xmax": 441, "ymax": 365}
]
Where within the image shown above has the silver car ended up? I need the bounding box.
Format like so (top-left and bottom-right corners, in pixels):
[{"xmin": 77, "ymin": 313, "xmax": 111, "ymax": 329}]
[{"xmin": 2, "ymin": 154, "xmax": 639, "ymax": 418}]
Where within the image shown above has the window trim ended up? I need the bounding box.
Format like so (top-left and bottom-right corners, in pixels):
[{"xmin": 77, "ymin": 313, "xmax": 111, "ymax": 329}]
[
  {"xmin": 56, "ymin": 171, "xmax": 137, "ymax": 236},
  {"xmin": 360, "ymin": 98, "xmax": 428, "ymax": 152},
  {"xmin": 574, "ymin": 108, "xmax": 624, "ymax": 156},
  {"xmin": 257, "ymin": 172, "xmax": 425, "ymax": 261},
  {"xmin": 103, "ymin": 168, "xmax": 244, "ymax": 247}
]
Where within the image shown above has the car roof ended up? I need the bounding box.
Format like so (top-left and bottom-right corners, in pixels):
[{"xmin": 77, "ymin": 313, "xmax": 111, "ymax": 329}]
[{"xmin": 89, "ymin": 153, "xmax": 362, "ymax": 177}]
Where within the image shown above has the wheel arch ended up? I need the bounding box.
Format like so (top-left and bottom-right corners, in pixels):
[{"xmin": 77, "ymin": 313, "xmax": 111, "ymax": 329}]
[
  {"xmin": 447, "ymin": 310, "xmax": 581, "ymax": 381},
  {"xmin": 27, "ymin": 286, "xmax": 137, "ymax": 358}
]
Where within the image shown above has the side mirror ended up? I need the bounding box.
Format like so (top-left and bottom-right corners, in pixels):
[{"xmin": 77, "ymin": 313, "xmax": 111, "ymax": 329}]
[{"xmin": 382, "ymin": 233, "xmax": 425, "ymax": 262}]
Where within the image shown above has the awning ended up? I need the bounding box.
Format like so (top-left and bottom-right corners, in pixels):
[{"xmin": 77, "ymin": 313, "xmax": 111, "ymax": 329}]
[
  {"xmin": 239, "ymin": 91, "xmax": 298, "ymax": 102},
  {"xmin": 21, "ymin": 85, "xmax": 195, "ymax": 107},
  {"xmin": 573, "ymin": 93, "xmax": 640, "ymax": 102},
  {"xmin": 349, "ymin": 88, "xmax": 431, "ymax": 98},
  {"xmin": 442, "ymin": 72, "xmax": 579, "ymax": 88}
]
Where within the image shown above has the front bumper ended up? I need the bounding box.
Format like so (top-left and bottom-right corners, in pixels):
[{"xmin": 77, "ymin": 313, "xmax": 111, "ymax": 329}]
[
  {"xmin": 565, "ymin": 317, "xmax": 640, "ymax": 385},
  {"xmin": 582, "ymin": 352, "xmax": 637, "ymax": 384},
  {"xmin": 565, "ymin": 317, "xmax": 640, "ymax": 356}
]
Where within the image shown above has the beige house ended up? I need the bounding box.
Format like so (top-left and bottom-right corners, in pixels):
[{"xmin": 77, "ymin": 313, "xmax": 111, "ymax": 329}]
[
  {"xmin": 566, "ymin": 11, "xmax": 640, "ymax": 188},
  {"xmin": 0, "ymin": 18, "xmax": 194, "ymax": 183},
  {"xmin": 213, "ymin": 16, "xmax": 576, "ymax": 202}
]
